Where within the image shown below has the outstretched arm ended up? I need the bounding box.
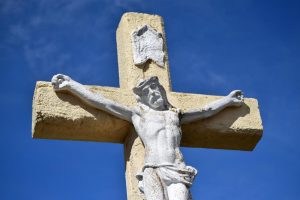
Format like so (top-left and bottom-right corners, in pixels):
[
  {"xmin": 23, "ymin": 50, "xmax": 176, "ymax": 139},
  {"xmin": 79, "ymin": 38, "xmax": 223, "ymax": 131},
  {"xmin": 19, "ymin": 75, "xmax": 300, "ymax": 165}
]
[
  {"xmin": 51, "ymin": 74, "xmax": 133, "ymax": 122},
  {"xmin": 181, "ymin": 90, "xmax": 244, "ymax": 124}
]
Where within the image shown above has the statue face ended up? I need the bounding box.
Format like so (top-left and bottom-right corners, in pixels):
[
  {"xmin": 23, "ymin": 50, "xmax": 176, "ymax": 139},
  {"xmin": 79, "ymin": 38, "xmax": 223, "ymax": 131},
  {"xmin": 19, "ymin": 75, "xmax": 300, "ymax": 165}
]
[
  {"xmin": 141, "ymin": 82, "xmax": 166, "ymax": 110},
  {"xmin": 133, "ymin": 76, "xmax": 170, "ymax": 110}
]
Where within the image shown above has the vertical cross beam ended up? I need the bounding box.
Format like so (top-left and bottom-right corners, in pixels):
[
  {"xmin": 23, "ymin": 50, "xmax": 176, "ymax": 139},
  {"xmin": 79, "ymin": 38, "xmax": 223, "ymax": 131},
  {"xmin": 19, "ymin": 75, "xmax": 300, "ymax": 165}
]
[
  {"xmin": 116, "ymin": 13, "xmax": 172, "ymax": 200},
  {"xmin": 117, "ymin": 12, "xmax": 172, "ymax": 92}
]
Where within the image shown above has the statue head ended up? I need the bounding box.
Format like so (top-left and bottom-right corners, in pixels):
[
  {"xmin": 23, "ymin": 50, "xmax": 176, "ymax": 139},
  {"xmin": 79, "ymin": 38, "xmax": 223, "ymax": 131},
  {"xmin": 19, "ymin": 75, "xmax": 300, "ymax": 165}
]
[{"xmin": 133, "ymin": 76, "xmax": 171, "ymax": 110}]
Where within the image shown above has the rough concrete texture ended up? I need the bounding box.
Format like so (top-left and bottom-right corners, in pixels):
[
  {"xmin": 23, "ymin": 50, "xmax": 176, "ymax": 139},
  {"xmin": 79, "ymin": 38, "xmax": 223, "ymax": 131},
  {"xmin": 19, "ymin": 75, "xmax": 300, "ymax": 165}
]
[
  {"xmin": 124, "ymin": 129, "xmax": 146, "ymax": 200},
  {"xmin": 169, "ymin": 92, "xmax": 262, "ymax": 150},
  {"xmin": 32, "ymin": 81, "xmax": 134, "ymax": 143},
  {"xmin": 117, "ymin": 12, "xmax": 172, "ymax": 92}
]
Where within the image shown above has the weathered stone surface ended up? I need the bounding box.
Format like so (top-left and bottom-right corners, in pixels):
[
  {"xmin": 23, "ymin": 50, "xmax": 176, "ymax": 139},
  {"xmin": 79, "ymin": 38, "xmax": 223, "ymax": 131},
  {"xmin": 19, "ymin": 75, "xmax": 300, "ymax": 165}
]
[
  {"xmin": 32, "ymin": 81, "xmax": 262, "ymax": 150},
  {"xmin": 124, "ymin": 130, "xmax": 145, "ymax": 200},
  {"xmin": 117, "ymin": 12, "xmax": 172, "ymax": 91},
  {"xmin": 169, "ymin": 92, "xmax": 262, "ymax": 151},
  {"xmin": 132, "ymin": 25, "xmax": 165, "ymax": 67},
  {"xmin": 32, "ymin": 81, "xmax": 133, "ymax": 143}
]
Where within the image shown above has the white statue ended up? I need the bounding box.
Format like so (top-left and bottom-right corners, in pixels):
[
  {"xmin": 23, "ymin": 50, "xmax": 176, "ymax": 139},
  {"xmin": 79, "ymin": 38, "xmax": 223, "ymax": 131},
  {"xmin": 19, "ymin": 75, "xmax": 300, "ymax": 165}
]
[{"xmin": 51, "ymin": 74, "xmax": 244, "ymax": 200}]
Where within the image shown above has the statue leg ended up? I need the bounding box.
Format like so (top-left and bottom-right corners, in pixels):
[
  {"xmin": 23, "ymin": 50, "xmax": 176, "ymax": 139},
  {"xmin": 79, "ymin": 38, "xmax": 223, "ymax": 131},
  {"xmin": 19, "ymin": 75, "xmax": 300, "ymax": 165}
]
[
  {"xmin": 143, "ymin": 168, "xmax": 165, "ymax": 200},
  {"xmin": 167, "ymin": 183, "xmax": 189, "ymax": 200}
]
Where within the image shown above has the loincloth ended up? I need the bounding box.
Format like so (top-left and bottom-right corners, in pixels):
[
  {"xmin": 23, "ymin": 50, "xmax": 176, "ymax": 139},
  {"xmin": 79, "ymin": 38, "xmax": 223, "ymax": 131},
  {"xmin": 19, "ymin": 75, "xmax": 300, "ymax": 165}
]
[{"xmin": 136, "ymin": 164, "xmax": 197, "ymax": 195}]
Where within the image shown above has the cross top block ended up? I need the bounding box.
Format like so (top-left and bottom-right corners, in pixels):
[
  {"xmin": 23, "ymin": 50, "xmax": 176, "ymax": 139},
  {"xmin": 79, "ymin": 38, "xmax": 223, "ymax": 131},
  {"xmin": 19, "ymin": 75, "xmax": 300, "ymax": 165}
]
[{"xmin": 117, "ymin": 12, "xmax": 172, "ymax": 91}]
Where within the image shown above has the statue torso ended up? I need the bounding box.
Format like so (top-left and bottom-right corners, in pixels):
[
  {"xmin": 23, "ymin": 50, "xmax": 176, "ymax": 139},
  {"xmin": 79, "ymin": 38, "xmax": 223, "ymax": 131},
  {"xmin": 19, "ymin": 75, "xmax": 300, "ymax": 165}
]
[{"xmin": 132, "ymin": 105, "xmax": 185, "ymax": 167}]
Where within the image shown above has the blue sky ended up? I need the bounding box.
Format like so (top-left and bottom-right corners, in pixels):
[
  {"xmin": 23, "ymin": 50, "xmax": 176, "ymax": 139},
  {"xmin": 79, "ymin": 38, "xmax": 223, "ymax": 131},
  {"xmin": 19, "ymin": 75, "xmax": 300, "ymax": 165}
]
[{"xmin": 1, "ymin": 0, "xmax": 300, "ymax": 199}]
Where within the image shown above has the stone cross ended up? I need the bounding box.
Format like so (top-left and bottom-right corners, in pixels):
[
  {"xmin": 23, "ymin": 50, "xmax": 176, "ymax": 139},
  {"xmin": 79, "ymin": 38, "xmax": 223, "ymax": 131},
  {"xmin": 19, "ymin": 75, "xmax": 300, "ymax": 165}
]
[{"xmin": 32, "ymin": 12, "xmax": 263, "ymax": 200}]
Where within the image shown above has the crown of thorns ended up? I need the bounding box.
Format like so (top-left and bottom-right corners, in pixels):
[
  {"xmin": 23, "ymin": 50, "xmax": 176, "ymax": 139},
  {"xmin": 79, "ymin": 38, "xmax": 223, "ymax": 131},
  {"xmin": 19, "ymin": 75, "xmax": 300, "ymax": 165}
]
[{"xmin": 133, "ymin": 76, "xmax": 159, "ymax": 95}]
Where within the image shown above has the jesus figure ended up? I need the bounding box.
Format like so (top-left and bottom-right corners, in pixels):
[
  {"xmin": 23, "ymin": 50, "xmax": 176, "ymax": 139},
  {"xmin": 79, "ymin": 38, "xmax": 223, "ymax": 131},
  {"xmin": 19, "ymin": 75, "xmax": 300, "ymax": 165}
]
[{"xmin": 51, "ymin": 74, "xmax": 243, "ymax": 200}]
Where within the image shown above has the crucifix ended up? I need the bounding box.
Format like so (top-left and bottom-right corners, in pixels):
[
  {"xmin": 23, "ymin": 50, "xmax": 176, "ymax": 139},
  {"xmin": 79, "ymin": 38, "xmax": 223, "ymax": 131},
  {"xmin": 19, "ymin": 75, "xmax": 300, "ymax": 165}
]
[{"xmin": 32, "ymin": 12, "xmax": 263, "ymax": 200}]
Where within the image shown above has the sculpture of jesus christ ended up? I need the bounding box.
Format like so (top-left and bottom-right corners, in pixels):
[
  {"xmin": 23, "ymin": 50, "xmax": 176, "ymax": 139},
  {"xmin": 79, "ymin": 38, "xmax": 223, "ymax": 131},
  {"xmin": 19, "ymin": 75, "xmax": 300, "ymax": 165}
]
[{"xmin": 51, "ymin": 74, "xmax": 243, "ymax": 200}]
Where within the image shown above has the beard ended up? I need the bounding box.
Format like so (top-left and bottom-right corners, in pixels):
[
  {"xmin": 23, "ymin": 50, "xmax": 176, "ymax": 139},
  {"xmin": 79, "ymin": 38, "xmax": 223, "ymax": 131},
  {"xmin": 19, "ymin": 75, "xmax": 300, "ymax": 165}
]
[{"xmin": 149, "ymin": 95, "xmax": 165, "ymax": 109}]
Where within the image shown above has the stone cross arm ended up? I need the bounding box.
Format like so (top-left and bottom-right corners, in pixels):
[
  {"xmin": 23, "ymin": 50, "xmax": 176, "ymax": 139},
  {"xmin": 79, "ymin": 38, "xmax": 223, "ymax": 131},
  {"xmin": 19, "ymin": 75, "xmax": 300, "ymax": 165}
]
[{"xmin": 32, "ymin": 81, "xmax": 262, "ymax": 151}]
